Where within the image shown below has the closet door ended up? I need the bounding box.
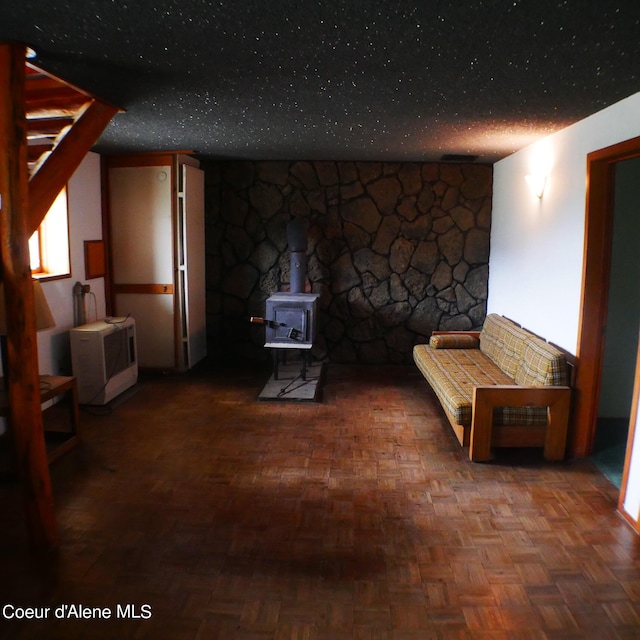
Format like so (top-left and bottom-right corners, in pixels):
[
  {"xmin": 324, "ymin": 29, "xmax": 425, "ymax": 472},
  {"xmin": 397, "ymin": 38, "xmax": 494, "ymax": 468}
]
[
  {"xmin": 176, "ymin": 163, "xmax": 206, "ymax": 369},
  {"xmin": 109, "ymin": 163, "xmax": 176, "ymax": 369}
]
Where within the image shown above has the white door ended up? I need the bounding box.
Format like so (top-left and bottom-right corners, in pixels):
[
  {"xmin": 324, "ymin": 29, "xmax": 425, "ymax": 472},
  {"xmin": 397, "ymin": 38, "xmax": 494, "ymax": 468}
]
[
  {"xmin": 109, "ymin": 164, "xmax": 176, "ymax": 369},
  {"xmin": 178, "ymin": 164, "xmax": 207, "ymax": 368}
]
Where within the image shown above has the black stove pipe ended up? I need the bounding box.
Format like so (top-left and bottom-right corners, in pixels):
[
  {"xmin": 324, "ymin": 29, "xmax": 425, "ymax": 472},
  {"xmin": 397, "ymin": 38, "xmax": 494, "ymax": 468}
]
[{"xmin": 287, "ymin": 217, "xmax": 308, "ymax": 294}]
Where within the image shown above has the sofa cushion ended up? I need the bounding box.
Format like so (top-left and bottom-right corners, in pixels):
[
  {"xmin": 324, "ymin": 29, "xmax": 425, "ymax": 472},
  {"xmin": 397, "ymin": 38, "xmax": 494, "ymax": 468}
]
[
  {"xmin": 494, "ymin": 404, "xmax": 550, "ymax": 426},
  {"xmin": 515, "ymin": 339, "xmax": 569, "ymax": 386},
  {"xmin": 479, "ymin": 314, "xmax": 529, "ymax": 378},
  {"xmin": 413, "ymin": 344, "xmax": 513, "ymax": 425},
  {"xmin": 480, "ymin": 314, "xmax": 568, "ymax": 387}
]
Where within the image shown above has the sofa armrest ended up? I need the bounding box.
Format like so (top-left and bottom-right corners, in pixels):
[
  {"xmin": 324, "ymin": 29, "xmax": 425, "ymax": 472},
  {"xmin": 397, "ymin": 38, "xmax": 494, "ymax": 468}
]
[{"xmin": 469, "ymin": 385, "xmax": 571, "ymax": 462}]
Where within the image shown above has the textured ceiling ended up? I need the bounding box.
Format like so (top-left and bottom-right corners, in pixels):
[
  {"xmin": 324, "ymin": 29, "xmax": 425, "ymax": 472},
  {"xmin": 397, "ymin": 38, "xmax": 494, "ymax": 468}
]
[{"xmin": 2, "ymin": 1, "xmax": 640, "ymax": 163}]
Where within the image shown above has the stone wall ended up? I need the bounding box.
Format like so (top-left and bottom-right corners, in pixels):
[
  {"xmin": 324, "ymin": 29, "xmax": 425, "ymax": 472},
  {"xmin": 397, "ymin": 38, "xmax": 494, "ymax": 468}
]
[{"xmin": 204, "ymin": 160, "xmax": 492, "ymax": 364}]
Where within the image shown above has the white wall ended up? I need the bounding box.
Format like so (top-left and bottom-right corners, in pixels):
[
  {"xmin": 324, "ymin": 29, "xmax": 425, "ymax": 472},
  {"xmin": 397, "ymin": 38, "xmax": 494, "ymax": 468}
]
[
  {"xmin": 623, "ymin": 408, "xmax": 640, "ymax": 522},
  {"xmin": 37, "ymin": 151, "xmax": 107, "ymax": 375},
  {"xmin": 489, "ymin": 91, "xmax": 640, "ymax": 353}
]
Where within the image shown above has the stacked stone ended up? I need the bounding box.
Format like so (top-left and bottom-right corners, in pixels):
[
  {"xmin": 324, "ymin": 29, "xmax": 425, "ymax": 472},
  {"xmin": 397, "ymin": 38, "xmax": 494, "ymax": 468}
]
[{"xmin": 205, "ymin": 160, "xmax": 492, "ymax": 364}]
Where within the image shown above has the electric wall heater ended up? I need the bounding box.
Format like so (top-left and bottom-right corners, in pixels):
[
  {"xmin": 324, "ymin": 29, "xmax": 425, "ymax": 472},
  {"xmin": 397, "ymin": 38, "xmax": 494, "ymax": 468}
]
[{"xmin": 70, "ymin": 317, "xmax": 138, "ymax": 405}]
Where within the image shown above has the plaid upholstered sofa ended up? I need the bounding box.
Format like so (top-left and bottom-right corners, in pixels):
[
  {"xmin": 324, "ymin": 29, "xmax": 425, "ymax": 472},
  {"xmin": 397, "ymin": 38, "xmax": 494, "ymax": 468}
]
[{"xmin": 413, "ymin": 314, "xmax": 572, "ymax": 462}]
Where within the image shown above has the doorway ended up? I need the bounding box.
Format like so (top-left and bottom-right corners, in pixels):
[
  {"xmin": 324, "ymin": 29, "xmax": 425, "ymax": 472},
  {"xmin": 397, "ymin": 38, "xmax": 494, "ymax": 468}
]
[
  {"xmin": 573, "ymin": 136, "xmax": 640, "ymax": 461},
  {"xmin": 590, "ymin": 156, "xmax": 640, "ymax": 487}
]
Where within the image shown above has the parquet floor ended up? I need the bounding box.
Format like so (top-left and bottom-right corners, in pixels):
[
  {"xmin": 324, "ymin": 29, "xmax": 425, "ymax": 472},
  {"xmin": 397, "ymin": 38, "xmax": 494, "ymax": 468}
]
[{"xmin": 1, "ymin": 363, "xmax": 639, "ymax": 639}]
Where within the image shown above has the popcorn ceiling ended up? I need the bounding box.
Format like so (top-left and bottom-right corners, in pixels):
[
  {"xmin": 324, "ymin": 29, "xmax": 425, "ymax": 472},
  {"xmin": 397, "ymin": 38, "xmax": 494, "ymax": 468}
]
[{"xmin": 2, "ymin": 0, "xmax": 639, "ymax": 162}]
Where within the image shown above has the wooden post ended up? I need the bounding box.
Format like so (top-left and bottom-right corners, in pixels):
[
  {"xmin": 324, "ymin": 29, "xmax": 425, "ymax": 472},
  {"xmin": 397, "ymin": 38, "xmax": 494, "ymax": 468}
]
[{"xmin": 0, "ymin": 42, "xmax": 58, "ymax": 549}]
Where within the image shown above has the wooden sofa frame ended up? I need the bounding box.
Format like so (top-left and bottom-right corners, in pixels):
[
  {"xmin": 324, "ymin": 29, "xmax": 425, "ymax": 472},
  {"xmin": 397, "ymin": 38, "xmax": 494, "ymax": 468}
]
[{"xmin": 430, "ymin": 329, "xmax": 574, "ymax": 462}]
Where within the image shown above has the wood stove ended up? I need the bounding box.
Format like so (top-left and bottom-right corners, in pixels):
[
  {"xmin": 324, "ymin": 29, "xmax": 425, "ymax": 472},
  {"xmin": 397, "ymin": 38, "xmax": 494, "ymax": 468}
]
[
  {"xmin": 258, "ymin": 292, "xmax": 319, "ymax": 380},
  {"xmin": 251, "ymin": 291, "xmax": 319, "ymax": 381},
  {"xmin": 251, "ymin": 217, "xmax": 321, "ymax": 382}
]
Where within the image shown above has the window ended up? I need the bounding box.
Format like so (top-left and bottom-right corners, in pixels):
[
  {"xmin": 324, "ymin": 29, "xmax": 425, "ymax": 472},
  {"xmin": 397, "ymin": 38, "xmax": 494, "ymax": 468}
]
[{"xmin": 29, "ymin": 187, "xmax": 71, "ymax": 280}]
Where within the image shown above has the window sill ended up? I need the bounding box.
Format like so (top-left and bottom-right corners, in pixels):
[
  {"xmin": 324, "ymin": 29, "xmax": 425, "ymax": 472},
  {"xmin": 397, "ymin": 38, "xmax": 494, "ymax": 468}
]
[{"xmin": 32, "ymin": 273, "xmax": 71, "ymax": 283}]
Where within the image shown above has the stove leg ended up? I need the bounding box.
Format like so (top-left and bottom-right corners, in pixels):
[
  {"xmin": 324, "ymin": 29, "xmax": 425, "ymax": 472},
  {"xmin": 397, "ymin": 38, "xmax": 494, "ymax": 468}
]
[
  {"xmin": 272, "ymin": 349, "xmax": 279, "ymax": 380},
  {"xmin": 301, "ymin": 350, "xmax": 307, "ymax": 380}
]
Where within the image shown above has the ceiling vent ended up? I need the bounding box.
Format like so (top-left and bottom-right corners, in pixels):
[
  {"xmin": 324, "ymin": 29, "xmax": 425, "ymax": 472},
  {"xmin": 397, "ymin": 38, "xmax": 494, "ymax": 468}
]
[{"xmin": 440, "ymin": 154, "xmax": 479, "ymax": 162}]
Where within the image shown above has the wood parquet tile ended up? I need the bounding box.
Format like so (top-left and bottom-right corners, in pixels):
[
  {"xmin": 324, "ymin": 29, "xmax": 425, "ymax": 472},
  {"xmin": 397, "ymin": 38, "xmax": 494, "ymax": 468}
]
[{"xmin": 0, "ymin": 363, "xmax": 639, "ymax": 639}]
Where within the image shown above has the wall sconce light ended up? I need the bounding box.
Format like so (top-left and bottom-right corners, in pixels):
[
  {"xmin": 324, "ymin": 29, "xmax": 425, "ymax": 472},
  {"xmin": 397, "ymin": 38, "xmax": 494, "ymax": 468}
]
[{"xmin": 525, "ymin": 174, "xmax": 547, "ymax": 199}]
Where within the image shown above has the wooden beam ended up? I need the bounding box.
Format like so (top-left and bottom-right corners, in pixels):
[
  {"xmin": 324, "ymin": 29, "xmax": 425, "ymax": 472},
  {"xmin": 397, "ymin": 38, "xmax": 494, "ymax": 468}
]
[
  {"xmin": 114, "ymin": 283, "xmax": 175, "ymax": 295},
  {"xmin": 26, "ymin": 88, "xmax": 91, "ymax": 118},
  {"xmin": 28, "ymin": 143, "xmax": 54, "ymax": 163},
  {"xmin": 27, "ymin": 117, "xmax": 75, "ymax": 137},
  {"xmin": 26, "ymin": 74, "xmax": 73, "ymax": 92},
  {"xmin": 25, "ymin": 68, "xmax": 96, "ymax": 119},
  {"xmin": 0, "ymin": 42, "xmax": 58, "ymax": 550},
  {"xmin": 25, "ymin": 102, "xmax": 91, "ymax": 120},
  {"xmin": 28, "ymin": 99, "xmax": 118, "ymax": 235}
]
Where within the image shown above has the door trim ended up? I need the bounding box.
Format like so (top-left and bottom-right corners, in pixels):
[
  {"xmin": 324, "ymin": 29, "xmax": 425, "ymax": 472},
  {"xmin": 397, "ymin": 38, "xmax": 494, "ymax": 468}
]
[{"xmin": 573, "ymin": 135, "xmax": 640, "ymax": 456}]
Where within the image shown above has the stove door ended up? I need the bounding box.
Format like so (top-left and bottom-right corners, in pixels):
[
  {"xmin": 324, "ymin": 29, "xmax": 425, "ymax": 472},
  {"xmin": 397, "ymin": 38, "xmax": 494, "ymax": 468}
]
[{"xmin": 267, "ymin": 306, "xmax": 308, "ymax": 345}]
